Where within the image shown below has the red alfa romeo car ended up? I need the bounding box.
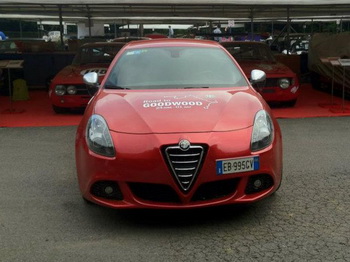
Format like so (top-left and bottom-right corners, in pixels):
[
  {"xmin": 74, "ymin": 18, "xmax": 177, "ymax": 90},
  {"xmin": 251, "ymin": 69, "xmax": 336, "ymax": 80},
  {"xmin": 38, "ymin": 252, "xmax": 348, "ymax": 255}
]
[
  {"xmin": 221, "ymin": 41, "xmax": 300, "ymax": 106},
  {"xmin": 75, "ymin": 39, "xmax": 283, "ymax": 209},
  {"xmin": 49, "ymin": 42, "xmax": 125, "ymax": 113}
]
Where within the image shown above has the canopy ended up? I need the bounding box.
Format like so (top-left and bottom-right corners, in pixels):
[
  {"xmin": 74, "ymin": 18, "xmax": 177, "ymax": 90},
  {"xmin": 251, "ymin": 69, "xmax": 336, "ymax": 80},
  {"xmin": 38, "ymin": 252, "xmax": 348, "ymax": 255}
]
[
  {"xmin": 1, "ymin": 0, "xmax": 350, "ymax": 4},
  {"xmin": 1, "ymin": 1, "xmax": 350, "ymax": 23}
]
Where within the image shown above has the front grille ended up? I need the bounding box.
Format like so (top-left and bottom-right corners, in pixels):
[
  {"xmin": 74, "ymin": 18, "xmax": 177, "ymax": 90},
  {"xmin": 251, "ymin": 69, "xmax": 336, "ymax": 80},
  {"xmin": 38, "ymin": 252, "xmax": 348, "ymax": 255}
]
[
  {"xmin": 163, "ymin": 144, "xmax": 206, "ymax": 192},
  {"xmin": 192, "ymin": 178, "xmax": 240, "ymax": 201},
  {"xmin": 75, "ymin": 84, "xmax": 90, "ymax": 95},
  {"xmin": 129, "ymin": 183, "xmax": 180, "ymax": 203},
  {"xmin": 254, "ymin": 78, "xmax": 293, "ymax": 88},
  {"xmin": 265, "ymin": 78, "xmax": 280, "ymax": 87}
]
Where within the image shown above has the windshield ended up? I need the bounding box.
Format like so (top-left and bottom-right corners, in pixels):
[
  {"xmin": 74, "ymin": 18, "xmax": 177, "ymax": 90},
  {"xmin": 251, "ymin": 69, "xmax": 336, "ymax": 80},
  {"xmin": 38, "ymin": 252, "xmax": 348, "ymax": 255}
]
[
  {"xmin": 225, "ymin": 43, "xmax": 275, "ymax": 62},
  {"xmin": 72, "ymin": 45, "xmax": 122, "ymax": 65},
  {"xmin": 104, "ymin": 46, "xmax": 248, "ymax": 90}
]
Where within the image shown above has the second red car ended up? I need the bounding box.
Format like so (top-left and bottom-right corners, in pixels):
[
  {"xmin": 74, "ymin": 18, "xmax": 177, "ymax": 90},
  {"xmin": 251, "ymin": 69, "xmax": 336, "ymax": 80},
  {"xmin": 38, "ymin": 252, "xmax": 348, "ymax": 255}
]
[
  {"xmin": 49, "ymin": 42, "xmax": 125, "ymax": 113},
  {"xmin": 222, "ymin": 41, "xmax": 300, "ymax": 106}
]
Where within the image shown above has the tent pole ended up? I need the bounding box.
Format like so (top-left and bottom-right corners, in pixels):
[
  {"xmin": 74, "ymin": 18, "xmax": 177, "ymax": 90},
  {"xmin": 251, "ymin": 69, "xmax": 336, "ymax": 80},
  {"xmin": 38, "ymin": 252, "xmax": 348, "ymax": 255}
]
[
  {"xmin": 58, "ymin": 5, "xmax": 64, "ymax": 50},
  {"xmin": 38, "ymin": 20, "xmax": 42, "ymax": 38},
  {"xmin": 269, "ymin": 25, "xmax": 286, "ymax": 47},
  {"xmin": 340, "ymin": 18, "xmax": 343, "ymax": 33},
  {"xmin": 271, "ymin": 20, "xmax": 274, "ymax": 39},
  {"xmin": 114, "ymin": 22, "xmax": 117, "ymax": 38},
  {"xmin": 286, "ymin": 7, "xmax": 291, "ymax": 55},
  {"xmin": 139, "ymin": 24, "xmax": 144, "ymax": 37},
  {"xmin": 19, "ymin": 20, "xmax": 23, "ymax": 38},
  {"xmin": 250, "ymin": 8, "xmax": 254, "ymax": 41},
  {"xmin": 209, "ymin": 21, "xmax": 212, "ymax": 37},
  {"xmin": 86, "ymin": 5, "xmax": 92, "ymax": 38}
]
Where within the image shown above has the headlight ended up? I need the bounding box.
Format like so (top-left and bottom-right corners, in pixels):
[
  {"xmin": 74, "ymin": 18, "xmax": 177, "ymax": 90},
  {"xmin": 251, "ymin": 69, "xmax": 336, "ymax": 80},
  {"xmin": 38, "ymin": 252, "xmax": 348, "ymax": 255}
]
[
  {"xmin": 66, "ymin": 85, "xmax": 77, "ymax": 95},
  {"xmin": 251, "ymin": 110, "xmax": 274, "ymax": 152},
  {"xmin": 55, "ymin": 85, "xmax": 66, "ymax": 96},
  {"xmin": 279, "ymin": 78, "xmax": 290, "ymax": 89},
  {"xmin": 86, "ymin": 115, "xmax": 115, "ymax": 157}
]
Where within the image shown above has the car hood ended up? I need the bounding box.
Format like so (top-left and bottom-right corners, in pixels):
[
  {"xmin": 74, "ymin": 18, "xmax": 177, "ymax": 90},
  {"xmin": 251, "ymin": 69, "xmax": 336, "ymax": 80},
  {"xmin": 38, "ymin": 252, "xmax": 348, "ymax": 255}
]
[
  {"xmin": 238, "ymin": 61, "xmax": 294, "ymax": 78},
  {"xmin": 52, "ymin": 64, "xmax": 110, "ymax": 84},
  {"xmin": 93, "ymin": 88, "xmax": 264, "ymax": 134}
]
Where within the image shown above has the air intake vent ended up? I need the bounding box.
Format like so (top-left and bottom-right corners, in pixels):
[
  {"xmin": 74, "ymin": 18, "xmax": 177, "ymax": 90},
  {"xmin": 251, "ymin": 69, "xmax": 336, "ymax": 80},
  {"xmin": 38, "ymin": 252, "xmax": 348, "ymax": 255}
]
[{"xmin": 164, "ymin": 145, "xmax": 205, "ymax": 192}]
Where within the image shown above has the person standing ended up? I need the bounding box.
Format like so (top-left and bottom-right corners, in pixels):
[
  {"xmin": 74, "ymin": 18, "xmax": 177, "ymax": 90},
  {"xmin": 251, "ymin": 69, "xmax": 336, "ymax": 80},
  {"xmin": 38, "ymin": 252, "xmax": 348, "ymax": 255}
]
[
  {"xmin": 168, "ymin": 26, "xmax": 174, "ymax": 38},
  {"xmin": 213, "ymin": 25, "xmax": 222, "ymax": 42},
  {"xmin": 0, "ymin": 31, "xmax": 7, "ymax": 40}
]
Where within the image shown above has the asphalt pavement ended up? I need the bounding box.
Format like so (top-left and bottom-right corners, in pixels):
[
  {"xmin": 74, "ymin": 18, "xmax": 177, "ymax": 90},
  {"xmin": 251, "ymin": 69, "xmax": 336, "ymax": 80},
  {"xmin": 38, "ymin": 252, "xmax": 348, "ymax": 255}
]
[{"xmin": 0, "ymin": 117, "xmax": 349, "ymax": 262}]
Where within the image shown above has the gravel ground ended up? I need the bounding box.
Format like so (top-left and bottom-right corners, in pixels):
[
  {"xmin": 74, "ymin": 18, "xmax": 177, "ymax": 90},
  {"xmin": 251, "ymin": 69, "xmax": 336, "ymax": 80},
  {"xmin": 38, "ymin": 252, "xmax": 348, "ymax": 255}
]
[{"xmin": 0, "ymin": 117, "xmax": 349, "ymax": 261}]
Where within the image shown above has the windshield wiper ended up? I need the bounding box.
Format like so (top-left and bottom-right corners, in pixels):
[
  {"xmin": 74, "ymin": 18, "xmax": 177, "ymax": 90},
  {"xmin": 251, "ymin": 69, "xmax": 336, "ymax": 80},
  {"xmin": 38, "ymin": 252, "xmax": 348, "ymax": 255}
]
[{"xmin": 105, "ymin": 84, "xmax": 130, "ymax": 90}]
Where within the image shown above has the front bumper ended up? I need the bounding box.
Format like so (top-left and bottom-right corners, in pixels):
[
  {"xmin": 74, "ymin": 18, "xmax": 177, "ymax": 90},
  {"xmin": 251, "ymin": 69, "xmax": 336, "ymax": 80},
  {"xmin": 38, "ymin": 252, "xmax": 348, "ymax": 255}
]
[
  {"xmin": 258, "ymin": 84, "xmax": 300, "ymax": 103},
  {"xmin": 49, "ymin": 93, "xmax": 91, "ymax": 108},
  {"xmin": 75, "ymin": 127, "xmax": 282, "ymax": 209}
]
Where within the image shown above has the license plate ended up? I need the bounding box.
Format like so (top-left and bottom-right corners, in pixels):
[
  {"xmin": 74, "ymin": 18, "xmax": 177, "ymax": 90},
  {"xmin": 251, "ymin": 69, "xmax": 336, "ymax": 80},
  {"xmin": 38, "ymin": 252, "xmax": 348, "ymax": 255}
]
[{"xmin": 216, "ymin": 156, "xmax": 259, "ymax": 175}]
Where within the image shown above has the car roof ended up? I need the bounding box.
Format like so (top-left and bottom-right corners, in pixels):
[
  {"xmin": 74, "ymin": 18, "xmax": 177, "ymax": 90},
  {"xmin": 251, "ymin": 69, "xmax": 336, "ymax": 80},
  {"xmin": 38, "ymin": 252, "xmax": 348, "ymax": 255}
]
[
  {"xmin": 123, "ymin": 38, "xmax": 222, "ymax": 49},
  {"xmin": 112, "ymin": 36, "xmax": 152, "ymax": 42},
  {"xmin": 1, "ymin": 38, "xmax": 45, "ymax": 42},
  {"xmin": 221, "ymin": 41, "xmax": 267, "ymax": 47},
  {"xmin": 80, "ymin": 42, "xmax": 126, "ymax": 48}
]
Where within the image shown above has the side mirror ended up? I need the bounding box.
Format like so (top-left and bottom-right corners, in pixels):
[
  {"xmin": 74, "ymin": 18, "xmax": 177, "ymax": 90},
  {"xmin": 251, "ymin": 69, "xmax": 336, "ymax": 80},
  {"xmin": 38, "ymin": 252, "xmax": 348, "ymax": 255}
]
[
  {"xmin": 250, "ymin": 69, "xmax": 266, "ymax": 85},
  {"xmin": 83, "ymin": 72, "xmax": 99, "ymax": 96}
]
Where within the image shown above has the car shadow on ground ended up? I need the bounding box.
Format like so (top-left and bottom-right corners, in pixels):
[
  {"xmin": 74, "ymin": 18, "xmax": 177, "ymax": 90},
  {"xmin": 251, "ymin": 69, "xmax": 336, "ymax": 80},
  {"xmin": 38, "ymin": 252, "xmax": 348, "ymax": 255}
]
[{"xmin": 80, "ymin": 195, "xmax": 280, "ymax": 229}]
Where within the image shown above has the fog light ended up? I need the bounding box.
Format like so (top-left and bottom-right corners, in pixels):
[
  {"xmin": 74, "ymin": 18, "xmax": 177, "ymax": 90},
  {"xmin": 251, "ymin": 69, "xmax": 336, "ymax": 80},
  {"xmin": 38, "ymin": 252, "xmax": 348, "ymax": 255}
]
[
  {"xmin": 253, "ymin": 179, "xmax": 262, "ymax": 189},
  {"xmin": 245, "ymin": 174, "xmax": 274, "ymax": 194},
  {"xmin": 104, "ymin": 186, "xmax": 114, "ymax": 195},
  {"xmin": 90, "ymin": 181, "xmax": 123, "ymax": 200}
]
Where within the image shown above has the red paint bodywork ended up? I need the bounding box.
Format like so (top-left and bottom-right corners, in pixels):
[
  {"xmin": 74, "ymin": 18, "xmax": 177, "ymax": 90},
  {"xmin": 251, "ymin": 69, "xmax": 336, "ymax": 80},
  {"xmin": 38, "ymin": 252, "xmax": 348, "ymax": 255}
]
[
  {"xmin": 75, "ymin": 39, "xmax": 283, "ymax": 209},
  {"xmin": 49, "ymin": 42, "xmax": 125, "ymax": 110},
  {"xmin": 221, "ymin": 41, "xmax": 300, "ymax": 104},
  {"xmin": 49, "ymin": 63, "xmax": 106, "ymax": 108},
  {"xmin": 145, "ymin": 33, "xmax": 168, "ymax": 39}
]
